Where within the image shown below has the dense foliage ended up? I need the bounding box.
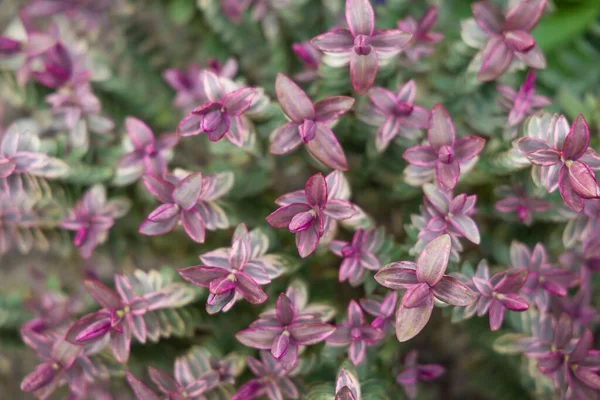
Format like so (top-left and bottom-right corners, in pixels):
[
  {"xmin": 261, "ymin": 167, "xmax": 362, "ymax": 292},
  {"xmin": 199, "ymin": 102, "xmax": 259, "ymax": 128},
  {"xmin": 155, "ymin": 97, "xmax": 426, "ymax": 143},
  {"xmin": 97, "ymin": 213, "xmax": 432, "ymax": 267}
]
[{"xmin": 1, "ymin": 0, "xmax": 600, "ymax": 399}]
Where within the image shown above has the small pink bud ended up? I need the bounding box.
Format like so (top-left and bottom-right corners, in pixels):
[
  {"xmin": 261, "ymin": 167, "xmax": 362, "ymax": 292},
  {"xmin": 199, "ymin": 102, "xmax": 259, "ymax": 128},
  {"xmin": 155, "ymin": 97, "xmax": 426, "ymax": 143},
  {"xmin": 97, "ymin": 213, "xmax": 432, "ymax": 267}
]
[
  {"xmin": 299, "ymin": 120, "xmax": 317, "ymax": 143},
  {"xmin": 395, "ymin": 102, "xmax": 414, "ymax": 117},
  {"xmin": 438, "ymin": 145, "xmax": 455, "ymax": 164},
  {"xmin": 353, "ymin": 35, "xmax": 372, "ymax": 55},
  {"xmin": 202, "ymin": 109, "xmax": 224, "ymax": 132}
]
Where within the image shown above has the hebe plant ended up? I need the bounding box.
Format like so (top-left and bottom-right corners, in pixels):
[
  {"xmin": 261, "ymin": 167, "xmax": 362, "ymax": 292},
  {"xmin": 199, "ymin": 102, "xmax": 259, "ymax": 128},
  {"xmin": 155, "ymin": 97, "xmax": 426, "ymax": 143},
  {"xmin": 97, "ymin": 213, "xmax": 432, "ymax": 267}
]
[{"xmin": 1, "ymin": 0, "xmax": 600, "ymax": 399}]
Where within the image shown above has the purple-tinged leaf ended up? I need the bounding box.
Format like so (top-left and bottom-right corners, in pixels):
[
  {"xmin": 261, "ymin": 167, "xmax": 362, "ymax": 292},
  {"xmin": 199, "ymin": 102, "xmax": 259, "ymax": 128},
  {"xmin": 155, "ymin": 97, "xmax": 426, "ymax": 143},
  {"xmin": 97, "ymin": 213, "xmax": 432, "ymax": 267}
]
[
  {"xmin": 427, "ymin": 104, "xmax": 455, "ymax": 150},
  {"xmin": 173, "ymin": 172, "xmax": 203, "ymax": 210},
  {"xmin": 125, "ymin": 117, "xmax": 154, "ymax": 148},
  {"xmin": 275, "ymin": 73, "xmax": 314, "ymax": 122},
  {"xmin": 311, "ymin": 29, "xmax": 354, "ymax": 53},
  {"xmin": 568, "ymin": 161, "xmax": 600, "ymax": 199},
  {"xmin": 477, "ymin": 37, "xmax": 512, "ymax": 82},
  {"xmin": 305, "ymin": 173, "xmax": 327, "ymax": 208},
  {"xmin": 349, "ymin": 50, "xmax": 377, "ymax": 95},
  {"xmin": 489, "ymin": 300, "xmax": 505, "ymax": 331},
  {"xmin": 403, "ymin": 145, "xmax": 437, "ymax": 167},
  {"xmin": 345, "ymin": 0, "xmax": 374, "ymax": 36},
  {"xmin": 126, "ymin": 372, "xmax": 161, "ymax": 400},
  {"xmin": 563, "ymin": 114, "xmax": 590, "ymax": 160},
  {"xmin": 147, "ymin": 204, "xmax": 179, "ymax": 222},
  {"xmin": 314, "ymin": 96, "xmax": 355, "ymax": 123},
  {"xmin": 471, "ymin": 2, "xmax": 504, "ymax": 35},
  {"xmin": 288, "ymin": 321, "xmax": 335, "ymax": 344},
  {"xmin": 296, "ymin": 225, "xmax": 320, "ymax": 258},
  {"xmin": 554, "ymin": 313, "xmax": 573, "ymax": 349},
  {"xmin": 289, "ymin": 211, "xmax": 315, "ymax": 232},
  {"xmin": 395, "ymin": 291, "xmax": 434, "ymax": 342},
  {"xmin": 110, "ymin": 325, "xmax": 131, "ymax": 364},
  {"xmin": 276, "ymin": 294, "xmax": 296, "ymax": 325},
  {"xmin": 143, "ymin": 175, "xmax": 174, "ymax": 204},
  {"xmin": 370, "ymin": 29, "xmax": 412, "ymax": 52},
  {"xmin": 432, "ymin": 276, "xmax": 476, "ymax": 306},
  {"xmin": 323, "ymin": 199, "xmax": 356, "ymax": 220},
  {"xmin": 235, "ymin": 271, "xmax": 268, "ymax": 304},
  {"xmin": 504, "ymin": 31, "xmax": 535, "ymax": 52},
  {"xmin": 148, "ymin": 366, "xmax": 179, "ymax": 393},
  {"xmin": 498, "ymin": 293, "xmax": 529, "ymax": 311},
  {"xmin": 271, "ymin": 331, "xmax": 290, "ymax": 359},
  {"xmin": 416, "ymin": 234, "xmax": 451, "ymax": 286},
  {"xmin": 236, "ymin": 326, "xmax": 282, "ymax": 349},
  {"xmin": 306, "ymin": 124, "xmax": 349, "ymax": 170},
  {"xmin": 83, "ymin": 279, "xmax": 121, "ymax": 309},
  {"xmin": 223, "ymin": 87, "xmax": 256, "ymax": 116},
  {"xmin": 504, "ymin": 0, "xmax": 547, "ymax": 32},
  {"xmin": 178, "ymin": 266, "xmax": 228, "ymax": 287},
  {"xmin": 558, "ymin": 165, "xmax": 585, "ymax": 212},
  {"xmin": 20, "ymin": 363, "xmax": 57, "ymax": 392},
  {"xmin": 266, "ymin": 204, "xmax": 311, "ymax": 228},
  {"xmin": 449, "ymin": 215, "xmax": 481, "ymax": 244},
  {"xmin": 375, "ymin": 266, "xmax": 419, "ymax": 290},
  {"xmin": 270, "ymin": 123, "xmax": 302, "ymax": 155},
  {"xmin": 402, "ymin": 283, "xmax": 431, "ymax": 308},
  {"xmin": 435, "ymin": 159, "xmax": 460, "ymax": 189},
  {"xmin": 454, "ymin": 136, "xmax": 486, "ymax": 161}
]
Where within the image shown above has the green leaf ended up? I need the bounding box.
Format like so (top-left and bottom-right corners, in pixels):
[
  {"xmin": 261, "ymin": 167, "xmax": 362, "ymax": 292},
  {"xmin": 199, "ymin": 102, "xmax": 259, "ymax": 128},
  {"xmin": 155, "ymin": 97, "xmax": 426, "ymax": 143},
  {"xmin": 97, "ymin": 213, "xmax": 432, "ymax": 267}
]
[
  {"xmin": 533, "ymin": 2, "xmax": 600, "ymax": 52},
  {"xmin": 169, "ymin": 0, "xmax": 197, "ymax": 25}
]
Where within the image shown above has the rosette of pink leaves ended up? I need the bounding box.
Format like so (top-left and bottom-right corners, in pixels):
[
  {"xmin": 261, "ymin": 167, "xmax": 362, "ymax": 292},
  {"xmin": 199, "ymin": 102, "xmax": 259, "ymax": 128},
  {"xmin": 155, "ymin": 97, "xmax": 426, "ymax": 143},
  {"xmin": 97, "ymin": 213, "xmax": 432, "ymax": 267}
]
[
  {"xmin": 42, "ymin": 45, "xmax": 115, "ymax": 141},
  {"xmin": 326, "ymin": 300, "xmax": 383, "ymax": 365},
  {"xmin": 176, "ymin": 70, "xmax": 256, "ymax": 147},
  {"xmin": 470, "ymin": 260, "xmax": 529, "ymax": 331},
  {"xmin": 363, "ymin": 80, "xmax": 430, "ymax": 153},
  {"xmin": 311, "ymin": 0, "xmax": 412, "ymax": 94},
  {"xmin": 292, "ymin": 41, "xmax": 321, "ymax": 82},
  {"xmin": 494, "ymin": 184, "xmax": 550, "ymax": 226},
  {"xmin": 20, "ymin": 332, "xmax": 80, "ymax": 397},
  {"xmin": 470, "ymin": 0, "xmax": 547, "ymax": 81},
  {"xmin": 510, "ymin": 241, "xmax": 574, "ymax": 311},
  {"xmin": 126, "ymin": 364, "xmax": 219, "ymax": 400},
  {"xmin": 65, "ymin": 276, "xmax": 165, "ymax": 363},
  {"xmin": 269, "ymin": 73, "xmax": 354, "ymax": 171},
  {"xmin": 397, "ymin": 7, "xmax": 444, "ymax": 63},
  {"xmin": 61, "ymin": 185, "xmax": 130, "ymax": 259},
  {"xmin": 420, "ymin": 183, "xmax": 481, "ymax": 246},
  {"xmin": 114, "ymin": 117, "xmax": 179, "ymax": 185},
  {"xmin": 329, "ymin": 228, "xmax": 382, "ymax": 286},
  {"xmin": 273, "ymin": 170, "xmax": 363, "ymax": 246},
  {"xmin": 138, "ymin": 169, "xmax": 234, "ymax": 243},
  {"xmin": 497, "ymin": 70, "xmax": 550, "ymax": 127},
  {"xmin": 232, "ymin": 351, "xmax": 299, "ymax": 400},
  {"xmin": 359, "ymin": 292, "xmax": 397, "ymax": 333},
  {"xmin": 528, "ymin": 314, "xmax": 600, "ymax": 397},
  {"xmin": 20, "ymin": 330, "xmax": 110, "ymax": 399},
  {"xmin": 517, "ymin": 113, "xmax": 600, "ymax": 212},
  {"xmin": 236, "ymin": 293, "xmax": 336, "ymax": 370},
  {"xmin": 375, "ymin": 235, "xmax": 477, "ymax": 342},
  {"xmin": 178, "ymin": 224, "xmax": 286, "ymax": 314},
  {"xmin": 266, "ymin": 172, "xmax": 357, "ymax": 258},
  {"xmin": 0, "ymin": 126, "xmax": 68, "ymax": 184},
  {"xmin": 396, "ymin": 350, "xmax": 445, "ymax": 400},
  {"xmin": 335, "ymin": 368, "xmax": 361, "ymax": 400},
  {"xmin": 403, "ymin": 104, "xmax": 486, "ymax": 189},
  {"xmin": 0, "ymin": 19, "xmax": 57, "ymax": 86},
  {"xmin": 163, "ymin": 58, "xmax": 238, "ymax": 112}
]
